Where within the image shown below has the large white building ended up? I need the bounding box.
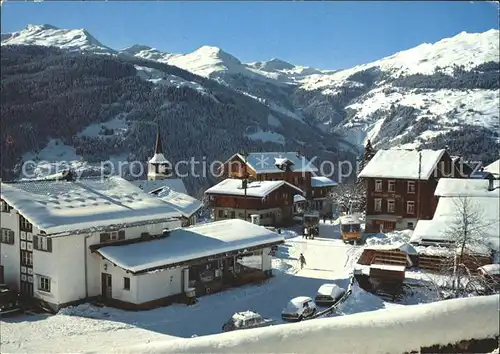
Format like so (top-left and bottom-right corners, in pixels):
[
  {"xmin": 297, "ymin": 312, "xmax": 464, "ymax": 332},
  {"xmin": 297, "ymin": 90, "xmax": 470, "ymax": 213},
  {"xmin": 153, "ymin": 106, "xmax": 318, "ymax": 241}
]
[{"xmin": 0, "ymin": 175, "xmax": 183, "ymax": 311}]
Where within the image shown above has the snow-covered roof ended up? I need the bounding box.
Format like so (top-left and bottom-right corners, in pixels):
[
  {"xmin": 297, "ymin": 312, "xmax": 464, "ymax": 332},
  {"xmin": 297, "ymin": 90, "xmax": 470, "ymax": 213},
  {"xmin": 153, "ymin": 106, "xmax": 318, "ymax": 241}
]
[
  {"xmin": 339, "ymin": 214, "xmax": 361, "ymax": 225},
  {"xmin": 148, "ymin": 153, "xmax": 169, "ymax": 164},
  {"xmin": 156, "ymin": 187, "xmax": 203, "ymax": 218},
  {"xmin": 411, "ymin": 196, "xmax": 500, "ymax": 252},
  {"xmin": 317, "ymin": 283, "xmax": 345, "ymax": 297},
  {"xmin": 131, "ymin": 179, "xmax": 188, "ymax": 195},
  {"xmin": 293, "ymin": 194, "xmax": 307, "ymax": 203},
  {"xmin": 435, "ymin": 178, "xmax": 500, "ymax": 198},
  {"xmin": 311, "ymin": 176, "xmax": 337, "ymax": 188},
  {"xmin": 232, "ymin": 311, "xmax": 261, "ymax": 322},
  {"xmin": 370, "ymin": 264, "xmax": 406, "ymax": 272},
  {"xmin": 365, "ymin": 242, "xmax": 418, "ymax": 255},
  {"xmin": 483, "ymin": 158, "xmax": 500, "ymax": 177},
  {"xmin": 227, "ymin": 152, "xmax": 318, "ymax": 174},
  {"xmin": 0, "ymin": 177, "xmax": 182, "ymax": 234},
  {"xmin": 478, "ymin": 264, "xmax": 500, "ymax": 276},
  {"xmin": 358, "ymin": 149, "xmax": 446, "ymax": 180},
  {"xmin": 96, "ymin": 219, "xmax": 284, "ymax": 273},
  {"xmin": 204, "ymin": 178, "xmax": 303, "ymax": 198}
]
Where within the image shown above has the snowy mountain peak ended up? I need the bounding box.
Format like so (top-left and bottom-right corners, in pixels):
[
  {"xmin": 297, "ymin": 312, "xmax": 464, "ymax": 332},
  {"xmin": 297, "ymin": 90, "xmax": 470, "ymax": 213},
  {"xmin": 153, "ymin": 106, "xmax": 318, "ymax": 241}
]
[
  {"xmin": 253, "ymin": 58, "xmax": 296, "ymax": 72},
  {"xmin": 191, "ymin": 45, "xmax": 241, "ymax": 64},
  {"xmin": 121, "ymin": 44, "xmax": 154, "ymax": 55},
  {"xmin": 1, "ymin": 24, "xmax": 115, "ymax": 55}
]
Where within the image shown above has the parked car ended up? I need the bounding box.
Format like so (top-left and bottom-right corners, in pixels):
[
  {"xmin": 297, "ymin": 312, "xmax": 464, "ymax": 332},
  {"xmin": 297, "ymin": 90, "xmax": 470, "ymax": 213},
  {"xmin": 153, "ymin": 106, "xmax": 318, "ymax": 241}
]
[
  {"xmin": 222, "ymin": 311, "xmax": 275, "ymax": 332},
  {"xmin": 281, "ymin": 296, "xmax": 317, "ymax": 322},
  {"xmin": 0, "ymin": 284, "xmax": 21, "ymax": 316},
  {"xmin": 314, "ymin": 283, "xmax": 346, "ymax": 307}
]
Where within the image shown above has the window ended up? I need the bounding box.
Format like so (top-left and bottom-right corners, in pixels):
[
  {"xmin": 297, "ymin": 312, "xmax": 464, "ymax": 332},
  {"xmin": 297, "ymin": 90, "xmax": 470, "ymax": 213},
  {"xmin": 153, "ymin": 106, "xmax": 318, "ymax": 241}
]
[
  {"xmin": 407, "ymin": 181, "xmax": 416, "ymax": 194},
  {"xmin": 21, "ymin": 251, "xmax": 33, "ymax": 266},
  {"xmin": 407, "ymin": 222, "xmax": 414, "ymax": 230},
  {"xmin": 407, "ymin": 201, "xmax": 415, "ymax": 214},
  {"xmin": 0, "ymin": 228, "xmax": 14, "ymax": 244},
  {"xmin": 388, "ymin": 180, "xmax": 395, "ymax": 192},
  {"xmin": 218, "ymin": 210, "xmax": 223, "ymax": 218},
  {"xmin": 374, "ymin": 198, "xmax": 382, "ymax": 212},
  {"xmin": 230, "ymin": 211, "xmax": 235, "ymax": 218},
  {"xmin": 20, "ymin": 216, "xmax": 32, "ymax": 231},
  {"xmin": 33, "ymin": 235, "xmax": 52, "ymax": 252},
  {"xmin": 387, "ymin": 199, "xmax": 395, "ymax": 213},
  {"xmin": 37, "ymin": 275, "xmax": 51, "ymax": 292},
  {"xmin": 375, "ymin": 180, "xmax": 382, "ymax": 192},
  {"xmin": 1, "ymin": 200, "xmax": 12, "ymax": 213},
  {"xmin": 123, "ymin": 277, "xmax": 130, "ymax": 290}
]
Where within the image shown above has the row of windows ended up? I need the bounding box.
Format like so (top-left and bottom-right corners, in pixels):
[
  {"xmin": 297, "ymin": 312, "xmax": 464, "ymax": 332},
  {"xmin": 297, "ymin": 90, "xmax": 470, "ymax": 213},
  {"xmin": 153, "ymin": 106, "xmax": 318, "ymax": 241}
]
[
  {"xmin": 374, "ymin": 180, "xmax": 416, "ymax": 194},
  {"xmin": 374, "ymin": 199, "xmax": 416, "ymax": 214},
  {"xmin": 1, "ymin": 200, "xmax": 12, "ymax": 213},
  {"xmin": 217, "ymin": 210, "xmax": 277, "ymax": 220},
  {"xmin": 100, "ymin": 230, "xmax": 126, "ymax": 243}
]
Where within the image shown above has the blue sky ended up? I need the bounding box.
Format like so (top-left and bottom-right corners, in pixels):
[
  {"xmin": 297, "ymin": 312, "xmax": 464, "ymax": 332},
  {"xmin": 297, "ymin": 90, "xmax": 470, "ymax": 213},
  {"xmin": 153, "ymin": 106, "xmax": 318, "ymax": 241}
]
[{"xmin": 1, "ymin": 1, "xmax": 498, "ymax": 69}]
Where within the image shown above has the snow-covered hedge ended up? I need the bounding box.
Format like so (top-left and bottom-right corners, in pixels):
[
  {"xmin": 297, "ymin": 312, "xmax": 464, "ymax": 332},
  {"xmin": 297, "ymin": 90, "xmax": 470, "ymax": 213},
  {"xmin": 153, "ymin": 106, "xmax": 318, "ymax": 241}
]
[{"xmin": 111, "ymin": 295, "xmax": 499, "ymax": 354}]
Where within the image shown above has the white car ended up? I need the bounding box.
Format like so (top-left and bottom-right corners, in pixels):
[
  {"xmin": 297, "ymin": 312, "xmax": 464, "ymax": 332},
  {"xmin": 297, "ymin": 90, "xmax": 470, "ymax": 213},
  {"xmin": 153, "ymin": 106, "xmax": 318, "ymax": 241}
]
[
  {"xmin": 314, "ymin": 283, "xmax": 346, "ymax": 307},
  {"xmin": 222, "ymin": 311, "xmax": 275, "ymax": 332},
  {"xmin": 281, "ymin": 296, "xmax": 317, "ymax": 322}
]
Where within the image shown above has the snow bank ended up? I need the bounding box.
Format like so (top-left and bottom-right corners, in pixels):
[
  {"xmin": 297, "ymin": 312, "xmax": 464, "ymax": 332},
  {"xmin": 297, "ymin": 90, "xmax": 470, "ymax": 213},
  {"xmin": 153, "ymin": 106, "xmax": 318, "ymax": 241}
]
[{"xmin": 109, "ymin": 295, "xmax": 499, "ymax": 354}]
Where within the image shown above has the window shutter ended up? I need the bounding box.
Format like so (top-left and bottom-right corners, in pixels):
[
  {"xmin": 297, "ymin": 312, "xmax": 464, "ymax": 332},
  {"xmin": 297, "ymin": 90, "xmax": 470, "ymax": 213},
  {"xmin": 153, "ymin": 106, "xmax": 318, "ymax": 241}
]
[
  {"xmin": 8, "ymin": 230, "xmax": 14, "ymax": 244},
  {"xmin": 118, "ymin": 230, "xmax": 125, "ymax": 240},
  {"xmin": 100, "ymin": 233, "xmax": 110, "ymax": 242},
  {"xmin": 33, "ymin": 235, "xmax": 39, "ymax": 250},
  {"xmin": 47, "ymin": 238, "xmax": 53, "ymax": 252}
]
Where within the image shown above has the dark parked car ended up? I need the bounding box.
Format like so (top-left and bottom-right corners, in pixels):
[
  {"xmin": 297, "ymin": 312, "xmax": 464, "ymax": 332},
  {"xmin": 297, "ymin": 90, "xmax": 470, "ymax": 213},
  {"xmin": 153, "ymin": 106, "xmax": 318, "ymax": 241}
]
[{"xmin": 0, "ymin": 284, "xmax": 21, "ymax": 316}]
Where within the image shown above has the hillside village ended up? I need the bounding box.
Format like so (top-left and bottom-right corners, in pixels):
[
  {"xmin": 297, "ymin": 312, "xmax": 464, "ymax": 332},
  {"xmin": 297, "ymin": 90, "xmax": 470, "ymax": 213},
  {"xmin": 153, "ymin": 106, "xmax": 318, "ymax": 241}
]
[
  {"xmin": 1, "ymin": 125, "xmax": 499, "ymax": 351},
  {"xmin": 1, "ymin": 6, "xmax": 499, "ymax": 353}
]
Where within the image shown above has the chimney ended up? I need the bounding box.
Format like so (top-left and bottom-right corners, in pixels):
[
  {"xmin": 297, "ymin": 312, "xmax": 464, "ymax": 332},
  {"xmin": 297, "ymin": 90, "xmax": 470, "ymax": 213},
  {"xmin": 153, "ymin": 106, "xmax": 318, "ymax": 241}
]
[{"xmin": 488, "ymin": 176, "xmax": 494, "ymax": 191}]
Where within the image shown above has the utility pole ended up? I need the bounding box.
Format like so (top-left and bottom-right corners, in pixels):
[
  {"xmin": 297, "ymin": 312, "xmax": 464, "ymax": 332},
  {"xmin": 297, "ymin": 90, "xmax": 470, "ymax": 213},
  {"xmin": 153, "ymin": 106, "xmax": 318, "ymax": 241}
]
[{"xmin": 241, "ymin": 149, "xmax": 249, "ymax": 221}]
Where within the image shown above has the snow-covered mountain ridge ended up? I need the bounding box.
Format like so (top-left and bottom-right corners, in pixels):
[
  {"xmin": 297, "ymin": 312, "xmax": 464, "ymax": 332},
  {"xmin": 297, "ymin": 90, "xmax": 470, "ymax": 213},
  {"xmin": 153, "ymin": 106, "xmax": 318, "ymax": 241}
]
[{"xmin": 2, "ymin": 24, "xmax": 499, "ymax": 164}]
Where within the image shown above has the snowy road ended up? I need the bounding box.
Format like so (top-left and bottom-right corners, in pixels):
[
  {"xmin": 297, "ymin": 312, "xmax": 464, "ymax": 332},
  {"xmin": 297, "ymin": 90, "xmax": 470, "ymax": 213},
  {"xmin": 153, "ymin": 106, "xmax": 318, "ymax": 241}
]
[{"xmin": 0, "ymin": 235, "xmax": 363, "ymax": 353}]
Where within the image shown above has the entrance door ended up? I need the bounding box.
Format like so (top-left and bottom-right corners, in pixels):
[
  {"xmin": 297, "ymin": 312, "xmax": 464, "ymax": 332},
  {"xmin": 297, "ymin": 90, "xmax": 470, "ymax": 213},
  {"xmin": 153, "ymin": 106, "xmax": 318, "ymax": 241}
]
[{"xmin": 101, "ymin": 273, "xmax": 112, "ymax": 299}]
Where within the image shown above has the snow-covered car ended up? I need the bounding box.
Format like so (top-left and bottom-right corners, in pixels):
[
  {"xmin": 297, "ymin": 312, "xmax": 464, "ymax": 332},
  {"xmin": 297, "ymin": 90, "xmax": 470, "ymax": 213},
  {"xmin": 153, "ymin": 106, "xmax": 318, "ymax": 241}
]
[
  {"xmin": 222, "ymin": 311, "xmax": 275, "ymax": 332},
  {"xmin": 0, "ymin": 284, "xmax": 21, "ymax": 316},
  {"xmin": 281, "ymin": 296, "xmax": 317, "ymax": 322},
  {"xmin": 314, "ymin": 283, "xmax": 346, "ymax": 307}
]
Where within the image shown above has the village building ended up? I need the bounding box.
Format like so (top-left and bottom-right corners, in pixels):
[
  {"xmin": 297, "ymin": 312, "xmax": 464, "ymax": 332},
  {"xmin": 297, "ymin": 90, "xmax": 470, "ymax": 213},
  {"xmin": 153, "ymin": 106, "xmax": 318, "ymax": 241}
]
[
  {"xmin": 131, "ymin": 128, "xmax": 202, "ymax": 226},
  {"xmin": 358, "ymin": 148, "xmax": 463, "ymax": 233},
  {"xmin": 0, "ymin": 175, "xmax": 282, "ymax": 311},
  {"xmin": 0, "ymin": 175, "xmax": 183, "ymax": 310},
  {"xmin": 204, "ymin": 178, "xmax": 304, "ymax": 226},
  {"xmin": 220, "ymin": 151, "xmax": 337, "ymax": 217},
  {"xmin": 90, "ymin": 219, "xmax": 283, "ymax": 309},
  {"xmin": 410, "ymin": 177, "xmax": 500, "ymax": 255}
]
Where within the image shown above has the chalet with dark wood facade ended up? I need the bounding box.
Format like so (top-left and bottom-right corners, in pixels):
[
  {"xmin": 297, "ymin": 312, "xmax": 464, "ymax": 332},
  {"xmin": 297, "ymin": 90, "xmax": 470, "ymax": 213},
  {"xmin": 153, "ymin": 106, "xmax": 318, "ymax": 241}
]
[
  {"xmin": 204, "ymin": 178, "xmax": 304, "ymax": 226},
  {"xmin": 220, "ymin": 152, "xmax": 337, "ymax": 216},
  {"xmin": 359, "ymin": 148, "xmax": 463, "ymax": 233}
]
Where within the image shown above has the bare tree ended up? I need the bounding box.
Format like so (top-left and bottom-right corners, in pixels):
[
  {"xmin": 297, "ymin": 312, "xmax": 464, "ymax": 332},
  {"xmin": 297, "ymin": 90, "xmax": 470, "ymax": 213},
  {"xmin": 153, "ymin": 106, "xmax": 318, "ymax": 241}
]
[
  {"xmin": 440, "ymin": 196, "xmax": 493, "ymax": 298},
  {"xmin": 327, "ymin": 183, "xmax": 364, "ymax": 214}
]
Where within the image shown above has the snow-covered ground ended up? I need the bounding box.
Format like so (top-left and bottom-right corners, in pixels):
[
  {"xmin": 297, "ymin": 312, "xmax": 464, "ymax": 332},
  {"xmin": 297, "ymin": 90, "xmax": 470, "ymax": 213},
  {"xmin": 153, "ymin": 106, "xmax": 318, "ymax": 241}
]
[{"xmin": 0, "ymin": 225, "xmax": 490, "ymax": 353}]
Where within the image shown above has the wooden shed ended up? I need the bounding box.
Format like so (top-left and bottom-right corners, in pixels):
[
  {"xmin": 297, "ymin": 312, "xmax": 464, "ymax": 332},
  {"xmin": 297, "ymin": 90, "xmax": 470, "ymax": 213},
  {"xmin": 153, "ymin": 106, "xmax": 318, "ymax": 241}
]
[
  {"xmin": 369, "ymin": 264, "xmax": 406, "ymax": 282},
  {"xmin": 357, "ymin": 243, "xmax": 418, "ymax": 268}
]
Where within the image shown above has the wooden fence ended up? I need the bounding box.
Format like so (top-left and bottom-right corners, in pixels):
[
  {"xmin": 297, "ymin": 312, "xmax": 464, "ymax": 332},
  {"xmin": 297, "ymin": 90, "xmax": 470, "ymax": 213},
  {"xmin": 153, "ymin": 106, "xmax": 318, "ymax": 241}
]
[{"xmin": 418, "ymin": 253, "xmax": 493, "ymax": 274}]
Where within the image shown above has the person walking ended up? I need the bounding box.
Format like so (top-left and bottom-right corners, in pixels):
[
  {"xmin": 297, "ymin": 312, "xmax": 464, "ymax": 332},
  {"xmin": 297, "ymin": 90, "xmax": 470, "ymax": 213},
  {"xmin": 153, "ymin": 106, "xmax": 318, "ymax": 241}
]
[{"xmin": 299, "ymin": 253, "xmax": 306, "ymax": 269}]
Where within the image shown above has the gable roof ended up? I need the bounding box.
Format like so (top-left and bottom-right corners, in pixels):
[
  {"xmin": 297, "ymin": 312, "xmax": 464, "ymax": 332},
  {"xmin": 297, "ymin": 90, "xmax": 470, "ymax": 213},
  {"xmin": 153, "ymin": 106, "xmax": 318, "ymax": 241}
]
[
  {"xmin": 204, "ymin": 178, "xmax": 303, "ymax": 198},
  {"xmin": 156, "ymin": 187, "xmax": 203, "ymax": 218},
  {"xmin": 483, "ymin": 158, "xmax": 500, "ymax": 177},
  {"xmin": 225, "ymin": 152, "xmax": 318, "ymax": 174},
  {"xmin": 435, "ymin": 178, "xmax": 500, "ymax": 198},
  {"xmin": 95, "ymin": 219, "xmax": 284, "ymax": 273},
  {"xmin": 311, "ymin": 176, "xmax": 337, "ymax": 188},
  {"xmin": 358, "ymin": 149, "xmax": 446, "ymax": 180},
  {"xmin": 0, "ymin": 176, "xmax": 181, "ymax": 234}
]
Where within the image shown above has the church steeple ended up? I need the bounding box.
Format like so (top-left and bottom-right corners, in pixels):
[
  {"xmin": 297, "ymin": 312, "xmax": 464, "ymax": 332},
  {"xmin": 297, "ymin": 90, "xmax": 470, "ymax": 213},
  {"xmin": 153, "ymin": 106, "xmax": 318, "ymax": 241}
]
[
  {"xmin": 154, "ymin": 126, "xmax": 163, "ymax": 155},
  {"xmin": 147, "ymin": 126, "xmax": 171, "ymax": 181}
]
